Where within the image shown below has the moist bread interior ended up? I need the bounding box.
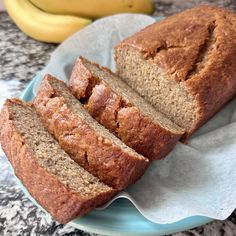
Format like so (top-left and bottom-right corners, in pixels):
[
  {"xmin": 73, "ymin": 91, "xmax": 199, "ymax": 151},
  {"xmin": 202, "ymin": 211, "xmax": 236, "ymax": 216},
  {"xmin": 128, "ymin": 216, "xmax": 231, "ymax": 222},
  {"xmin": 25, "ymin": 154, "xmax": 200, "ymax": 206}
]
[
  {"xmin": 49, "ymin": 78, "xmax": 146, "ymax": 161},
  {"xmin": 10, "ymin": 102, "xmax": 113, "ymax": 197},
  {"xmin": 116, "ymin": 46, "xmax": 199, "ymax": 131},
  {"xmin": 81, "ymin": 58, "xmax": 184, "ymax": 134}
]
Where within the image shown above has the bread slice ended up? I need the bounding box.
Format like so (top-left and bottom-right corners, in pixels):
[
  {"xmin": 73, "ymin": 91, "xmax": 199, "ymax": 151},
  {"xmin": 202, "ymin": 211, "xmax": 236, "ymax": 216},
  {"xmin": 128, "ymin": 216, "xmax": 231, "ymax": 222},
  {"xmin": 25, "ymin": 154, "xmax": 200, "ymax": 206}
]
[
  {"xmin": 115, "ymin": 5, "xmax": 236, "ymax": 139},
  {"xmin": 69, "ymin": 57, "xmax": 184, "ymax": 160},
  {"xmin": 34, "ymin": 75, "xmax": 149, "ymax": 190},
  {"xmin": 0, "ymin": 99, "xmax": 117, "ymax": 224}
]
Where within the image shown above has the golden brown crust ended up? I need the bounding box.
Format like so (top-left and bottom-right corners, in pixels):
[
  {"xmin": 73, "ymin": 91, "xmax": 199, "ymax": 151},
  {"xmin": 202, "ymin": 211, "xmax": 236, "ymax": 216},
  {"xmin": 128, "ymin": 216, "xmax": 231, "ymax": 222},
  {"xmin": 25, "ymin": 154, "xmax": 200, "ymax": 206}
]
[
  {"xmin": 0, "ymin": 99, "xmax": 116, "ymax": 224},
  {"xmin": 69, "ymin": 57, "xmax": 183, "ymax": 160},
  {"xmin": 116, "ymin": 5, "xmax": 236, "ymax": 135},
  {"xmin": 34, "ymin": 76, "xmax": 149, "ymax": 190}
]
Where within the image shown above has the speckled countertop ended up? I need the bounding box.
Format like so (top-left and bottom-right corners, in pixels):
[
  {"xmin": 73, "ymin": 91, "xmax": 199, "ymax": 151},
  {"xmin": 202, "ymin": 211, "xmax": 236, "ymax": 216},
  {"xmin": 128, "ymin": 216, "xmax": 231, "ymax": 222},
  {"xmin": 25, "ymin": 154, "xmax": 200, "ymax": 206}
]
[{"xmin": 0, "ymin": 1, "xmax": 236, "ymax": 235}]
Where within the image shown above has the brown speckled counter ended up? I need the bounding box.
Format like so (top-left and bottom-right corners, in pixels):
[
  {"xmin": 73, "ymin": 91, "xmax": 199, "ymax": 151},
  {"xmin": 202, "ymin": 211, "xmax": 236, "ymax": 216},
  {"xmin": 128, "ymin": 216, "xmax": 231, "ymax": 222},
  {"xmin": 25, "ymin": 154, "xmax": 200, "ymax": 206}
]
[{"xmin": 0, "ymin": 1, "xmax": 235, "ymax": 235}]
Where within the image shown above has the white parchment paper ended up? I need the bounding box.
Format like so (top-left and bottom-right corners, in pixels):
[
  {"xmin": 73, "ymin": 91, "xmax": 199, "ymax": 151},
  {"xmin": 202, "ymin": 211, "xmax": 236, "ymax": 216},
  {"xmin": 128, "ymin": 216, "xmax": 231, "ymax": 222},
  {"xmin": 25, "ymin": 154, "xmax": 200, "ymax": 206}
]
[{"xmin": 32, "ymin": 14, "xmax": 236, "ymax": 224}]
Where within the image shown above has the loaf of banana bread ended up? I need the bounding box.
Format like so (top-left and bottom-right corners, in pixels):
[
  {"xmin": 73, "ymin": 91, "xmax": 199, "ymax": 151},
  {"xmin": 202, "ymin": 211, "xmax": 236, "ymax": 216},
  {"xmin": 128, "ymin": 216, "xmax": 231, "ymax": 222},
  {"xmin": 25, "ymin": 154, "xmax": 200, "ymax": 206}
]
[{"xmin": 115, "ymin": 5, "xmax": 236, "ymax": 139}]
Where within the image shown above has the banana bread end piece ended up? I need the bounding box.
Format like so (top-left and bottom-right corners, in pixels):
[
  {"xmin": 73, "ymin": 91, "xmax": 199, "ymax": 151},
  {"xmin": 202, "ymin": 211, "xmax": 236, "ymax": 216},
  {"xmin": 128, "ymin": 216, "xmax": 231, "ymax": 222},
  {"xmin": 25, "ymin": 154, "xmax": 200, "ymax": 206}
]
[{"xmin": 0, "ymin": 99, "xmax": 117, "ymax": 224}]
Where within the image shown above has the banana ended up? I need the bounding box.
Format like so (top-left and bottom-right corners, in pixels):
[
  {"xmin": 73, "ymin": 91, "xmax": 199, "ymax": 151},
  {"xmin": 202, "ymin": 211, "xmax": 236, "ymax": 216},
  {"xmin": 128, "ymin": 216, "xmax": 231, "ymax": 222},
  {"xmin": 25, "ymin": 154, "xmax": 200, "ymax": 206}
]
[
  {"xmin": 30, "ymin": 0, "xmax": 154, "ymax": 19},
  {"xmin": 4, "ymin": 0, "xmax": 92, "ymax": 43}
]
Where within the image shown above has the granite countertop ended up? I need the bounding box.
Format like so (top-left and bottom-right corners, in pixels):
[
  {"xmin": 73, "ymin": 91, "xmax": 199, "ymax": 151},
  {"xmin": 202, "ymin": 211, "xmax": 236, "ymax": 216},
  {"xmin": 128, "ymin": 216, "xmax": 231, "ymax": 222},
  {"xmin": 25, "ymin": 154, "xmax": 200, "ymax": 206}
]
[{"xmin": 0, "ymin": 1, "xmax": 236, "ymax": 235}]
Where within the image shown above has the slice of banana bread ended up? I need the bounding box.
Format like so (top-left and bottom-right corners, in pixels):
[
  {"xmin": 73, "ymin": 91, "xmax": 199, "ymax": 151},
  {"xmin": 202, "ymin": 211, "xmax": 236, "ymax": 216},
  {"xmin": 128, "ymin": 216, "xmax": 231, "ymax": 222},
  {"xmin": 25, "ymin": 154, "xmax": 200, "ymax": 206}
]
[
  {"xmin": 115, "ymin": 5, "xmax": 236, "ymax": 139},
  {"xmin": 0, "ymin": 99, "xmax": 117, "ymax": 224},
  {"xmin": 34, "ymin": 75, "xmax": 149, "ymax": 190},
  {"xmin": 69, "ymin": 57, "xmax": 184, "ymax": 160}
]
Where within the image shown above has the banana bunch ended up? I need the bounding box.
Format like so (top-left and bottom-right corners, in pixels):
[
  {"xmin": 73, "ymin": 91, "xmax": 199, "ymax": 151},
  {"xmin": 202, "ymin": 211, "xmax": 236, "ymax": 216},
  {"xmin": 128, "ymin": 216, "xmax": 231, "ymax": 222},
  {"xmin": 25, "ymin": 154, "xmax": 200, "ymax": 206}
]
[
  {"xmin": 4, "ymin": 0, "xmax": 153, "ymax": 43},
  {"xmin": 30, "ymin": 0, "xmax": 154, "ymax": 19}
]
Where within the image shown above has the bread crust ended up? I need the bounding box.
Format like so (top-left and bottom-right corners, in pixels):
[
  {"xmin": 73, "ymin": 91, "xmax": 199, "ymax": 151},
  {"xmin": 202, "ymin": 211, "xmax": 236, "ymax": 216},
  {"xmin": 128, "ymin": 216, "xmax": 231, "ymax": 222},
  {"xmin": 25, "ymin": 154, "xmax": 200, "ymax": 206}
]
[
  {"xmin": 115, "ymin": 5, "xmax": 236, "ymax": 135},
  {"xmin": 0, "ymin": 99, "xmax": 116, "ymax": 224},
  {"xmin": 34, "ymin": 76, "xmax": 149, "ymax": 190},
  {"xmin": 69, "ymin": 57, "xmax": 183, "ymax": 160}
]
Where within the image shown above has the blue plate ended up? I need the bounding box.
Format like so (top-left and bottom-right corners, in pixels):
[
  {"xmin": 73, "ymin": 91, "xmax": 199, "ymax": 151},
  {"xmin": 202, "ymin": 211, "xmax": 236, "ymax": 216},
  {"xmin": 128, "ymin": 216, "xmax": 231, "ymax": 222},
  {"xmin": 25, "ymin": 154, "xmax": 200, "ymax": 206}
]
[{"xmin": 19, "ymin": 78, "xmax": 213, "ymax": 236}]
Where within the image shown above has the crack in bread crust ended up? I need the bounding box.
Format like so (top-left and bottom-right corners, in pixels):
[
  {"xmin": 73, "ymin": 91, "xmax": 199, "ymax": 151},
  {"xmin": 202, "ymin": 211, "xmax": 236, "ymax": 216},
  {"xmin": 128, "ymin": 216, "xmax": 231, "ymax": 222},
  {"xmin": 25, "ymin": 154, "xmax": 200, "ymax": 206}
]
[
  {"xmin": 153, "ymin": 44, "xmax": 185, "ymax": 58},
  {"xmin": 185, "ymin": 21, "xmax": 216, "ymax": 80}
]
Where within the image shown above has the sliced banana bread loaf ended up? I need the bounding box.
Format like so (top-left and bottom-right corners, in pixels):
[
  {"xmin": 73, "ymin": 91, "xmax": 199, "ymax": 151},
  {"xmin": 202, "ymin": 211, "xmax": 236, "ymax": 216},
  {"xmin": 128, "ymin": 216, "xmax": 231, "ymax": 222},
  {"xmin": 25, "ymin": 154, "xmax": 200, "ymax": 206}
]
[
  {"xmin": 34, "ymin": 75, "xmax": 149, "ymax": 190},
  {"xmin": 115, "ymin": 5, "xmax": 236, "ymax": 139},
  {"xmin": 69, "ymin": 57, "xmax": 184, "ymax": 160},
  {"xmin": 0, "ymin": 99, "xmax": 117, "ymax": 224}
]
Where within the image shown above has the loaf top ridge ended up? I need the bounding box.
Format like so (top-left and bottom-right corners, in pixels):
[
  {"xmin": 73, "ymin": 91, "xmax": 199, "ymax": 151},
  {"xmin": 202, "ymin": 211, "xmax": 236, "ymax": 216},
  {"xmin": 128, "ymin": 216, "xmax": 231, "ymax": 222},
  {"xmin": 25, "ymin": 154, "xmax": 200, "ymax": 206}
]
[{"xmin": 116, "ymin": 5, "xmax": 236, "ymax": 83}]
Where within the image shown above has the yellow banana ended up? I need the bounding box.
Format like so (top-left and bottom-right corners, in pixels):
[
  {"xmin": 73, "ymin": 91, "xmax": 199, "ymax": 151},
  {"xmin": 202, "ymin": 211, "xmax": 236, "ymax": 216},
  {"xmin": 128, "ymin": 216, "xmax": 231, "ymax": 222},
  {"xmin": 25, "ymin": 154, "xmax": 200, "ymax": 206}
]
[
  {"xmin": 30, "ymin": 0, "xmax": 154, "ymax": 19},
  {"xmin": 4, "ymin": 0, "xmax": 92, "ymax": 43}
]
